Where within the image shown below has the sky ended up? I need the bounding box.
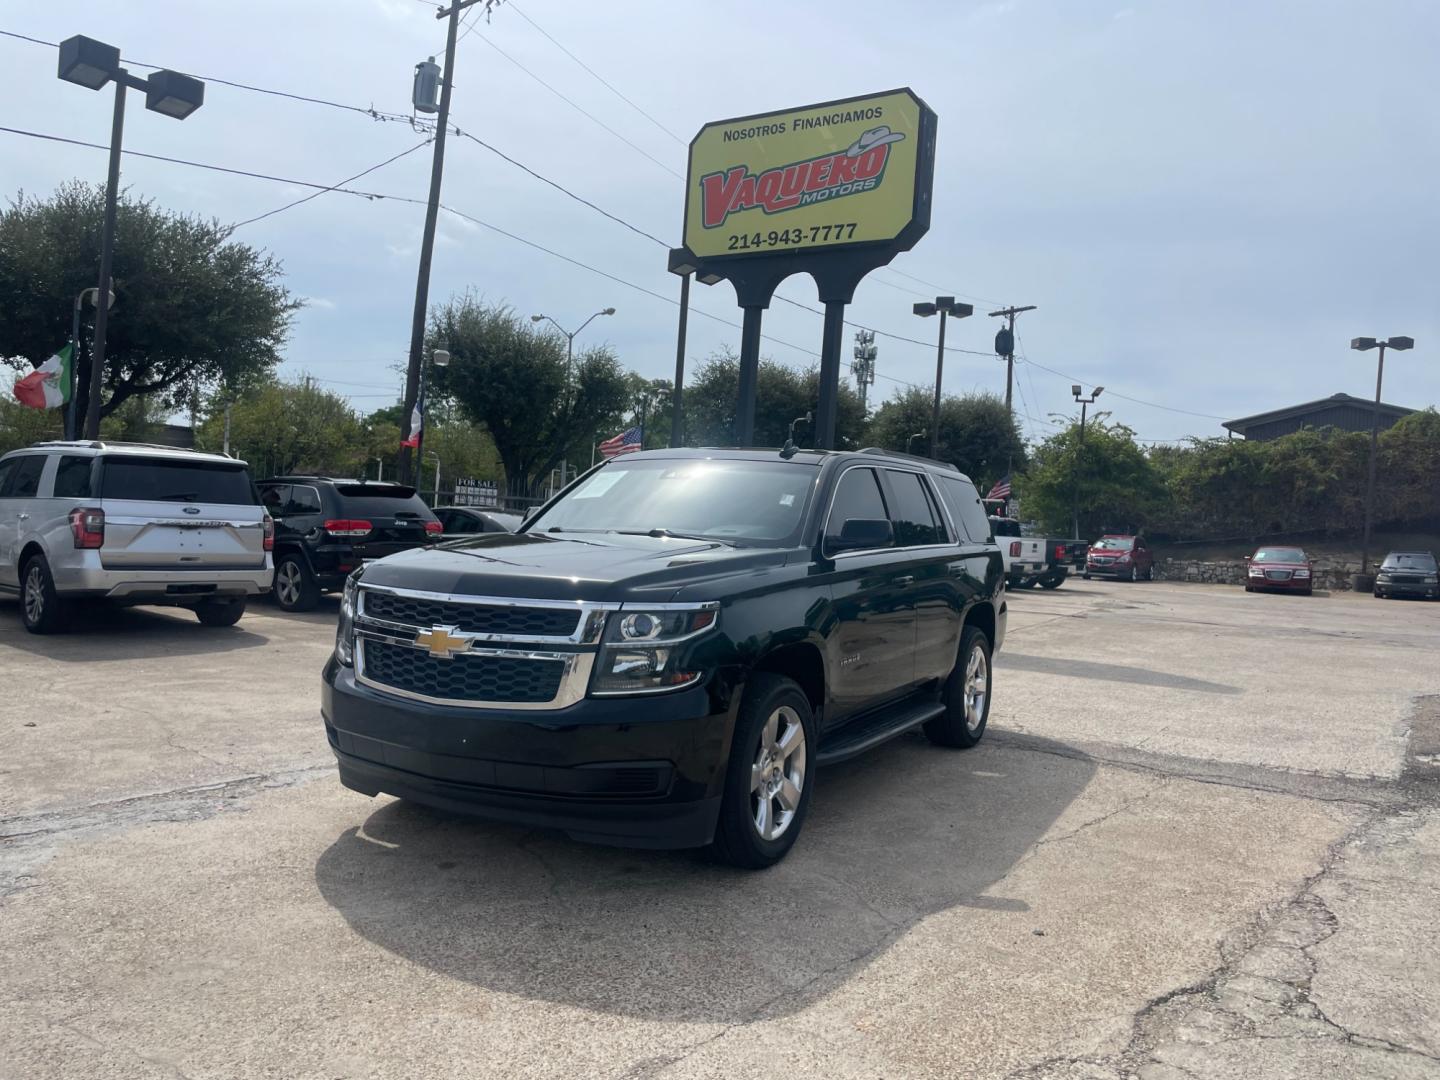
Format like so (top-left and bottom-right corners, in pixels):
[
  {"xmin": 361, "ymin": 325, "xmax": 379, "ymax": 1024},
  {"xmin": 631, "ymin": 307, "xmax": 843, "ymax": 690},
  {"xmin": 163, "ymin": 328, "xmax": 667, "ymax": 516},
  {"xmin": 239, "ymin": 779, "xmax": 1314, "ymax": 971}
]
[{"xmin": 2, "ymin": 0, "xmax": 1436, "ymax": 447}]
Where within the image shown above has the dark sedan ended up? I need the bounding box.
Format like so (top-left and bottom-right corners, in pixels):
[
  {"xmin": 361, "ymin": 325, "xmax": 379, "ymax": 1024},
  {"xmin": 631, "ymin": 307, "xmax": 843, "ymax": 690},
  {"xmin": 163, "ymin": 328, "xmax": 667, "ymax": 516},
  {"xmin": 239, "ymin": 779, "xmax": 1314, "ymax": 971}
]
[
  {"xmin": 1374, "ymin": 551, "xmax": 1440, "ymax": 600},
  {"xmin": 1245, "ymin": 546, "xmax": 1314, "ymax": 595},
  {"xmin": 433, "ymin": 505, "xmax": 524, "ymax": 539}
]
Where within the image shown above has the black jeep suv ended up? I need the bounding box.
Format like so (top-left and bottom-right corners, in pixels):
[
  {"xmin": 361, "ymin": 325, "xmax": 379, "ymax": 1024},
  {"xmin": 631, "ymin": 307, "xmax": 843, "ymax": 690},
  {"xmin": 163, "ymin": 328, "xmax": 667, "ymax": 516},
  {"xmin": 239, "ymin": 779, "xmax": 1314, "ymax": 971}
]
[
  {"xmin": 257, "ymin": 477, "xmax": 441, "ymax": 611},
  {"xmin": 322, "ymin": 448, "xmax": 1006, "ymax": 867}
]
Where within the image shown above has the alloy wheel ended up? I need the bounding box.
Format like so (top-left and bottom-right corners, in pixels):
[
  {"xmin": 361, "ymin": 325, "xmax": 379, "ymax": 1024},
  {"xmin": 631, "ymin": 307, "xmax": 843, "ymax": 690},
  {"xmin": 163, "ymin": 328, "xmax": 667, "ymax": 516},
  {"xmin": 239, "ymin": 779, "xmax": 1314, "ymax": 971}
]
[
  {"xmin": 23, "ymin": 565, "xmax": 44, "ymax": 624},
  {"xmin": 276, "ymin": 562, "xmax": 301, "ymax": 607},
  {"xmin": 964, "ymin": 645, "xmax": 989, "ymax": 734},
  {"xmin": 750, "ymin": 704, "xmax": 807, "ymax": 842}
]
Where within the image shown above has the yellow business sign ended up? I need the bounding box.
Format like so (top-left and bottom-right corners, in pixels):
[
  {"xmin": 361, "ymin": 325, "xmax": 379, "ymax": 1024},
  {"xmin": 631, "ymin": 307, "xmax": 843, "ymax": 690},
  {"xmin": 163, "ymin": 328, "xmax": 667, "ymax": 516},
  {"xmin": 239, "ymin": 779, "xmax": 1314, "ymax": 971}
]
[{"xmin": 683, "ymin": 89, "xmax": 932, "ymax": 261}]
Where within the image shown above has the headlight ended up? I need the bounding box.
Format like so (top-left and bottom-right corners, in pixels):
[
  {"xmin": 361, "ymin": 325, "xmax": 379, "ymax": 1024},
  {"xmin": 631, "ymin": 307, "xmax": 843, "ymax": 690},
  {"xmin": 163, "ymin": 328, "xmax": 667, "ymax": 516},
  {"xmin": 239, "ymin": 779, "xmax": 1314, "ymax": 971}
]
[
  {"xmin": 591, "ymin": 605, "xmax": 718, "ymax": 695},
  {"xmin": 1377, "ymin": 573, "xmax": 1393, "ymax": 581},
  {"xmin": 1425, "ymin": 575, "xmax": 1439, "ymax": 584},
  {"xmin": 335, "ymin": 572, "xmax": 360, "ymax": 666},
  {"xmin": 1248, "ymin": 566, "xmax": 1264, "ymax": 576},
  {"xmin": 1294, "ymin": 569, "xmax": 1311, "ymax": 578}
]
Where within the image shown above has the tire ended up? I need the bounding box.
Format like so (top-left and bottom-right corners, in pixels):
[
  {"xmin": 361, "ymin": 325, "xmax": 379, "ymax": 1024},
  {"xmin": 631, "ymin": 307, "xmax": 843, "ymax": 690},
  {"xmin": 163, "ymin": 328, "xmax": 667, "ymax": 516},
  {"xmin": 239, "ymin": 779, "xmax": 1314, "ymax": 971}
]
[
  {"xmin": 1082, "ymin": 573, "xmax": 1091, "ymax": 581},
  {"xmin": 1245, "ymin": 585, "xmax": 1254, "ymax": 592},
  {"xmin": 710, "ymin": 673, "xmax": 815, "ymax": 869},
  {"xmin": 1039, "ymin": 575, "xmax": 1063, "ymax": 590},
  {"xmin": 196, "ymin": 597, "xmax": 246, "ymax": 627},
  {"xmin": 1143, "ymin": 565, "xmax": 1154, "ymax": 581},
  {"xmin": 272, "ymin": 554, "xmax": 320, "ymax": 612},
  {"xmin": 924, "ymin": 625, "xmax": 992, "ymax": 749},
  {"xmin": 19, "ymin": 553, "xmax": 70, "ymax": 634},
  {"xmin": 1126, "ymin": 565, "xmax": 1137, "ymax": 583}
]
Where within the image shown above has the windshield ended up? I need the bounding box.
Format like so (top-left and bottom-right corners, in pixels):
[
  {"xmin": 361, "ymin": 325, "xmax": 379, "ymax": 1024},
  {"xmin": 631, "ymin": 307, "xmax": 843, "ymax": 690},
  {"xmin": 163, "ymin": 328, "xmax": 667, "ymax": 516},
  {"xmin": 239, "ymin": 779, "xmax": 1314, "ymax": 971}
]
[
  {"xmin": 1383, "ymin": 553, "xmax": 1437, "ymax": 571},
  {"xmin": 1093, "ymin": 537, "xmax": 1134, "ymax": 550},
  {"xmin": 529, "ymin": 458, "xmax": 818, "ymax": 543},
  {"xmin": 1253, "ymin": 548, "xmax": 1307, "ymax": 563}
]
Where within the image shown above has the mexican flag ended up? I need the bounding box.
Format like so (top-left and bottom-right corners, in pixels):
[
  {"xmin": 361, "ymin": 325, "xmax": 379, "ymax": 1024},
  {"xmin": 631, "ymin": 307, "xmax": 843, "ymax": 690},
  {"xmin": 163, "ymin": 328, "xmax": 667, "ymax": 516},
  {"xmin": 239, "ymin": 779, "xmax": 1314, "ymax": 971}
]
[{"xmin": 13, "ymin": 342, "xmax": 74, "ymax": 410}]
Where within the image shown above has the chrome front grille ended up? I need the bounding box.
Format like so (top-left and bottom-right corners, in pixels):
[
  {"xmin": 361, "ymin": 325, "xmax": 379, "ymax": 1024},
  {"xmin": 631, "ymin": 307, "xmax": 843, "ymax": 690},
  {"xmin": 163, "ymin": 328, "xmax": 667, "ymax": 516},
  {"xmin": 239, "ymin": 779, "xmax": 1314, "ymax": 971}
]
[
  {"xmin": 1264, "ymin": 569, "xmax": 1292, "ymax": 581},
  {"xmin": 353, "ymin": 584, "xmax": 614, "ymax": 709},
  {"xmin": 360, "ymin": 640, "xmax": 566, "ymax": 704},
  {"xmin": 362, "ymin": 590, "xmax": 581, "ymax": 639}
]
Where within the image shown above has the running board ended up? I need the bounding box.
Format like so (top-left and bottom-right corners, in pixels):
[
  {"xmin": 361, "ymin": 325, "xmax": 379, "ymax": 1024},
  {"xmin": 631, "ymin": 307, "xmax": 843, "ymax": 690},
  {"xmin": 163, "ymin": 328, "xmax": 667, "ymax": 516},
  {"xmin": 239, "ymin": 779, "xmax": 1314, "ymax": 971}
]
[{"xmin": 815, "ymin": 701, "xmax": 945, "ymax": 766}]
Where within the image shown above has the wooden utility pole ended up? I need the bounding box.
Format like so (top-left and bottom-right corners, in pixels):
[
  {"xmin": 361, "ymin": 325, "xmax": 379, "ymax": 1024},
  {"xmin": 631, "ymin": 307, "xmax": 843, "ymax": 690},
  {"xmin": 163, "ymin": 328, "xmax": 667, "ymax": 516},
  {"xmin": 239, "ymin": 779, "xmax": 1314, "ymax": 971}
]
[{"xmin": 988, "ymin": 304, "xmax": 1037, "ymax": 416}]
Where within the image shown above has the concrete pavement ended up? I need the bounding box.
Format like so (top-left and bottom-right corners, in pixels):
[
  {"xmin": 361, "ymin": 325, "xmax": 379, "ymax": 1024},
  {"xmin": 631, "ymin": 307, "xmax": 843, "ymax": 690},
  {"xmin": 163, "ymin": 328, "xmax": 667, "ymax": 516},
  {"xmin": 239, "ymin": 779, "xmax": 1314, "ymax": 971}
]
[{"xmin": 1, "ymin": 582, "xmax": 1437, "ymax": 1079}]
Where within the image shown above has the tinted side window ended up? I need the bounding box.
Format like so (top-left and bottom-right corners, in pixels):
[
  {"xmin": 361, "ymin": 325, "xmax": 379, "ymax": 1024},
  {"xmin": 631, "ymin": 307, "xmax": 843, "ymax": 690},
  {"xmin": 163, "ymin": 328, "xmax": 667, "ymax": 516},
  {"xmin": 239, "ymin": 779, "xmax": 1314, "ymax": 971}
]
[
  {"xmin": 260, "ymin": 485, "xmax": 287, "ymax": 515},
  {"xmin": 53, "ymin": 456, "xmax": 94, "ymax": 499},
  {"xmin": 0, "ymin": 458, "xmax": 18, "ymax": 497},
  {"xmin": 8, "ymin": 456, "xmax": 46, "ymax": 498},
  {"xmin": 287, "ymin": 486, "xmax": 322, "ymax": 515},
  {"xmin": 938, "ymin": 476, "xmax": 992, "ymax": 543},
  {"xmin": 885, "ymin": 470, "xmax": 943, "ymax": 547},
  {"xmin": 824, "ymin": 468, "xmax": 888, "ymax": 550}
]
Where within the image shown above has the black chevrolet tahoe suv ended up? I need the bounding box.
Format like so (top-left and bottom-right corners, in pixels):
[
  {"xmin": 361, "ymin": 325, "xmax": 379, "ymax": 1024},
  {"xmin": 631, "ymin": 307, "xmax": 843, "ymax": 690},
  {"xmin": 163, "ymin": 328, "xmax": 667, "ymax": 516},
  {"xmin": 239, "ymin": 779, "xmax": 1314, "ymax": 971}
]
[
  {"xmin": 258, "ymin": 477, "xmax": 442, "ymax": 611},
  {"xmin": 322, "ymin": 448, "xmax": 1006, "ymax": 867}
]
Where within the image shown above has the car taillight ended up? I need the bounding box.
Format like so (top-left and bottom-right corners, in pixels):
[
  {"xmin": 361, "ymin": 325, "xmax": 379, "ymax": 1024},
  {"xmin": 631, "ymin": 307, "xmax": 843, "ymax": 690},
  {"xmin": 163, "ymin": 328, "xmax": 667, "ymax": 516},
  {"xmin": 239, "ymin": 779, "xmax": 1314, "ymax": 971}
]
[
  {"xmin": 262, "ymin": 514, "xmax": 275, "ymax": 552},
  {"xmin": 1010, "ymin": 541, "xmax": 1021, "ymax": 557},
  {"xmin": 69, "ymin": 507, "xmax": 105, "ymax": 549},
  {"xmin": 1054, "ymin": 544, "xmax": 1065, "ymax": 560},
  {"xmin": 323, "ymin": 519, "xmax": 372, "ymax": 538},
  {"xmin": 423, "ymin": 520, "xmax": 443, "ymax": 536}
]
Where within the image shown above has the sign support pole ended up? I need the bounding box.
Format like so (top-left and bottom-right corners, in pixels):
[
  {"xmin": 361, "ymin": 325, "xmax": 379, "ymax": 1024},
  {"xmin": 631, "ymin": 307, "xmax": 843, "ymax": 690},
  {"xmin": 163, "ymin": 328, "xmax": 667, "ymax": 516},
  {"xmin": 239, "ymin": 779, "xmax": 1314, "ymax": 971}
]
[
  {"xmin": 816, "ymin": 301, "xmax": 846, "ymax": 449},
  {"xmin": 736, "ymin": 306, "xmax": 763, "ymax": 445}
]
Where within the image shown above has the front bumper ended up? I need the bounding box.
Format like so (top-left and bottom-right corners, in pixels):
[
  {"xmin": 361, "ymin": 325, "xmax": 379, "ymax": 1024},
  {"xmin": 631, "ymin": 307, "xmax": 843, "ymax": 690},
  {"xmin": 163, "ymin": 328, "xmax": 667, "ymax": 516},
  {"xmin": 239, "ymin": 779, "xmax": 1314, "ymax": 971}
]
[
  {"xmin": 1085, "ymin": 561, "xmax": 1132, "ymax": 578},
  {"xmin": 1248, "ymin": 575, "xmax": 1312, "ymax": 591},
  {"xmin": 321, "ymin": 660, "xmax": 735, "ymax": 849},
  {"xmin": 1375, "ymin": 580, "xmax": 1440, "ymax": 599}
]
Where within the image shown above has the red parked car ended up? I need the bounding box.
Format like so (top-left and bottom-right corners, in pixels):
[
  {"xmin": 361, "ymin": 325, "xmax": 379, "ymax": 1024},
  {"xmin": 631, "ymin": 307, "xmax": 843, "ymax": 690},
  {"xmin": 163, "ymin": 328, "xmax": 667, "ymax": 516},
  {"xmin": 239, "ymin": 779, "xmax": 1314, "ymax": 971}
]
[
  {"xmin": 1083, "ymin": 535, "xmax": 1154, "ymax": 581},
  {"xmin": 1245, "ymin": 546, "xmax": 1314, "ymax": 595}
]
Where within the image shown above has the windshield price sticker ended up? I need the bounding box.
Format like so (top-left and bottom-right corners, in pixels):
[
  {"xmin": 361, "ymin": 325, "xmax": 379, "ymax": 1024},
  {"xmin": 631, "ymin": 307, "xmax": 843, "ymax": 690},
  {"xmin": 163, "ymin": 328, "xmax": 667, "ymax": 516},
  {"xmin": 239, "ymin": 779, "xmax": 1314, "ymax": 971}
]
[{"xmin": 573, "ymin": 471, "xmax": 627, "ymax": 499}]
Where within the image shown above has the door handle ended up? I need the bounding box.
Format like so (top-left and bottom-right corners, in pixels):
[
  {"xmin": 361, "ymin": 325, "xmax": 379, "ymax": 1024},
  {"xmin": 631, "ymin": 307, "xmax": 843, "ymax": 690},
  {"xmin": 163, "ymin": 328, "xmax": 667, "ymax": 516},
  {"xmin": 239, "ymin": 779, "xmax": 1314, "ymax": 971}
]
[
  {"xmin": 895, "ymin": 575, "xmax": 915, "ymax": 586},
  {"xmin": 17, "ymin": 513, "xmax": 29, "ymax": 521}
]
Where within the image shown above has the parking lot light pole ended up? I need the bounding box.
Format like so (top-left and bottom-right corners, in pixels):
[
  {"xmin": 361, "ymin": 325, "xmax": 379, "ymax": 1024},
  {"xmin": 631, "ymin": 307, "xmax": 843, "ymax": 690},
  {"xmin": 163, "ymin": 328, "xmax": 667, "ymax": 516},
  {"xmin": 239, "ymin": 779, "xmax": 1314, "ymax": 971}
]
[
  {"xmin": 1071, "ymin": 384, "xmax": 1104, "ymax": 540},
  {"xmin": 913, "ymin": 297, "xmax": 974, "ymax": 458},
  {"xmin": 1350, "ymin": 336, "xmax": 1414, "ymax": 578},
  {"xmin": 531, "ymin": 308, "xmax": 615, "ymax": 488},
  {"xmin": 57, "ymin": 35, "xmax": 204, "ymax": 439}
]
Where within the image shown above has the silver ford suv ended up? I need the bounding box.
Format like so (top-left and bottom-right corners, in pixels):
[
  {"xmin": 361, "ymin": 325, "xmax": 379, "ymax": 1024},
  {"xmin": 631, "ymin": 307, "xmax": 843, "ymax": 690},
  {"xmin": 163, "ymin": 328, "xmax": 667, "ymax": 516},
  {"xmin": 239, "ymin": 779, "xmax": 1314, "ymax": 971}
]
[{"xmin": 0, "ymin": 441, "xmax": 273, "ymax": 634}]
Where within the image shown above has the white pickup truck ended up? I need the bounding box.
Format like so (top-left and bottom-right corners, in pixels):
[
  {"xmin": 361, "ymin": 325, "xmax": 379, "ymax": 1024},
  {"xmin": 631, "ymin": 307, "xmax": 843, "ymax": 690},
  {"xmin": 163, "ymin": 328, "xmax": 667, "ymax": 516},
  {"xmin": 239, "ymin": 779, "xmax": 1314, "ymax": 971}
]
[{"xmin": 989, "ymin": 516, "xmax": 1081, "ymax": 590}]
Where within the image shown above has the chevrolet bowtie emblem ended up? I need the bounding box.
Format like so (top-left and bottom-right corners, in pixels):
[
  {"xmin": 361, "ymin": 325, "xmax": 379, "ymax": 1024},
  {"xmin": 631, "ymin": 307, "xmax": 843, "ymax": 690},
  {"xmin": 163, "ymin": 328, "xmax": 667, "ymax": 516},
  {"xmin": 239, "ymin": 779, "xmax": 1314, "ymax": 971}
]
[{"xmin": 414, "ymin": 625, "xmax": 472, "ymax": 660}]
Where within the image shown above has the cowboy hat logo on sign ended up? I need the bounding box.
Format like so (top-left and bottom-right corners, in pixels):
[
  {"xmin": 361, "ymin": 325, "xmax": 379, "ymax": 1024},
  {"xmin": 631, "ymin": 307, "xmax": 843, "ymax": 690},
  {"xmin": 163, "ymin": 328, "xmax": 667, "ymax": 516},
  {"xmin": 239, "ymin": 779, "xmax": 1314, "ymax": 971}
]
[{"xmin": 699, "ymin": 124, "xmax": 908, "ymax": 230}]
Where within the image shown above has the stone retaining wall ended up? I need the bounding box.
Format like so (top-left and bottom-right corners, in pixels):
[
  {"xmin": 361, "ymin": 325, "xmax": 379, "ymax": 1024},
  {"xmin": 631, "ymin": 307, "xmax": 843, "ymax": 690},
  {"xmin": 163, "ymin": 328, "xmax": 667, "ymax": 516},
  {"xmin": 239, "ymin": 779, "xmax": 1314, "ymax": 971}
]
[{"xmin": 1156, "ymin": 558, "xmax": 1364, "ymax": 591}]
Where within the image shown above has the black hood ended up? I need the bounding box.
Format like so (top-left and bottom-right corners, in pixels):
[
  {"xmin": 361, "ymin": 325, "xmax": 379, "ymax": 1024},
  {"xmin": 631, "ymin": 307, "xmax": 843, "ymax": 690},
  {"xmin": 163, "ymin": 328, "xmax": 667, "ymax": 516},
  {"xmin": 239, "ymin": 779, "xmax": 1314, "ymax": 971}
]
[{"xmin": 356, "ymin": 531, "xmax": 791, "ymax": 602}]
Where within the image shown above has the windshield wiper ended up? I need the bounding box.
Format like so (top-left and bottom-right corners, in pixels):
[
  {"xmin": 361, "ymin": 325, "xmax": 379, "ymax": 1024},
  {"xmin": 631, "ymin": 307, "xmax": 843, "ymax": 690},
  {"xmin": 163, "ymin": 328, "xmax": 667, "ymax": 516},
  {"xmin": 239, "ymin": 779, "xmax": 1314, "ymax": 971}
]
[{"xmin": 614, "ymin": 528, "xmax": 722, "ymax": 542}]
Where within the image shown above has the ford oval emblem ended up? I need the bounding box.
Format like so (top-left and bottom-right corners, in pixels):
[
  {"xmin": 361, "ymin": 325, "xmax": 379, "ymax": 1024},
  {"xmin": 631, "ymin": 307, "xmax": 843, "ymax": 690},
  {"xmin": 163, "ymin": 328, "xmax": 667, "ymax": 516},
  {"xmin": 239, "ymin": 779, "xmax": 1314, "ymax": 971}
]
[{"xmin": 183, "ymin": 506, "xmax": 201, "ymax": 514}]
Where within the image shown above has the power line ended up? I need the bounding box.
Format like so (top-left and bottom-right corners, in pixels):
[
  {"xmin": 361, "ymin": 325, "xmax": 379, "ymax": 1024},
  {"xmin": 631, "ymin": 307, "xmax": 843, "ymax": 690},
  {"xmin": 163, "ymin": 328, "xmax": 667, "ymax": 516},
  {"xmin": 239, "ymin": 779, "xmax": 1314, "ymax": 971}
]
[
  {"xmin": 880, "ymin": 265, "xmax": 1003, "ymax": 307},
  {"xmin": 450, "ymin": 125, "xmax": 671, "ymax": 247},
  {"xmin": 506, "ymin": 2, "xmax": 687, "ymax": 146},
  {"xmin": 465, "ymin": 31, "xmax": 684, "ymax": 180},
  {"xmin": 1016, "ymin": 350, "xmax": 1228, "ymax": 421},
  {"xmin": 229, "ymin": 139, "xmax": 431, "ymax": 231}
]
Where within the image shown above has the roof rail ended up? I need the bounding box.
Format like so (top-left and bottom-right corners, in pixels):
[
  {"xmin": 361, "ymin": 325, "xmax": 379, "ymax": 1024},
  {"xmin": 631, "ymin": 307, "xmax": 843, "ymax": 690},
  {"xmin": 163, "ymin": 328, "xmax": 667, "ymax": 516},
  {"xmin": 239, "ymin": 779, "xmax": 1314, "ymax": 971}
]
[{"xmin": 857, "ymin": 447, "xmax": 959, "ymax": 472}]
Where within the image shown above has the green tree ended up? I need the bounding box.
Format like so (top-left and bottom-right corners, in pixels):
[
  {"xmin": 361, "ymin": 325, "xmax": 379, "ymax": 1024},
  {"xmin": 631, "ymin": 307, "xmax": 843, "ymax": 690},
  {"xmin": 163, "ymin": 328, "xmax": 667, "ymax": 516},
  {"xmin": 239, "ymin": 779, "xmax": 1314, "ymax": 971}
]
[
  {"xmin": 426, "ymin": 297, "xmax": 632, "ymax": 497},
  {"xmin": 0, "ymin": 182, "xmax": 298, "ymax": 424},
  {"xmin": 867, "ymin": 388, "xmax": 1026, "ymax": 486},
  {"xmin": 195, "ymin": 379, "xmax": 366, "ymax": 477},
  {"xmin": 0, "ymin": 392, "xmax": 63, "ymax": 456},
  {"xmin": 683, "ymin": 349, "xmax": 868, "ymax": 449},
  {"xmin": 1021, "ymin": 416, "xmax": 1166, "ymax": 538}
]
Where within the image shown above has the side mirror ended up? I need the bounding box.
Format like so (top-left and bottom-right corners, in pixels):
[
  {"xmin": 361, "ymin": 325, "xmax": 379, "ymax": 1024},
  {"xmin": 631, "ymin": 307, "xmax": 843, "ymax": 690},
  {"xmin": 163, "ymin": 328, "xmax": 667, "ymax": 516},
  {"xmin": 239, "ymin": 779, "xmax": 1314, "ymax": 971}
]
[{"xmin": 829, "ymin": 518, "xmax": 893, "ymax": 554}]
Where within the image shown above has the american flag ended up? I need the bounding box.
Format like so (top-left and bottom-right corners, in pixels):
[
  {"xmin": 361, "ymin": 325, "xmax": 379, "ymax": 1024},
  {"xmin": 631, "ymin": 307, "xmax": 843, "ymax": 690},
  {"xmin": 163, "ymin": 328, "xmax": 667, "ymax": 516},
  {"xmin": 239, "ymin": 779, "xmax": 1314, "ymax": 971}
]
[
  {"xmin": 986, "ymin": 473, "xmax": 1012, "ymax": 501},
  {"xmin": 598, "ymin": 426, "xmax": 642, "ymax": 458}
]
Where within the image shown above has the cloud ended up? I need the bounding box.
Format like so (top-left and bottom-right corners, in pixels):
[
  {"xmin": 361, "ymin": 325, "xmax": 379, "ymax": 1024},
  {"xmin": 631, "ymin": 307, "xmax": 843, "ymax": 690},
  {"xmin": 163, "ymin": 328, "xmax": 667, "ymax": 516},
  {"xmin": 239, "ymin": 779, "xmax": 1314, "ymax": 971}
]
[{"xmin": 300, "ymin": 296, "xmax": 337, "ymax": 310}]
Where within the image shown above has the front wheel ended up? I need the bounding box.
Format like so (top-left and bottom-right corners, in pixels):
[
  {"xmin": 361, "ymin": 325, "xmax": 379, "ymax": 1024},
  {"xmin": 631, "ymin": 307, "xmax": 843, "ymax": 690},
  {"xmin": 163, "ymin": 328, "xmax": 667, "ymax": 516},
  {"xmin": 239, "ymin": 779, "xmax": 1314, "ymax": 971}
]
[
  {"xmin": 1082, "ymin": 572, "xmax": 1091, "ymax": 580},
  {"xmin": 196, "ymin": 597, "xmax": 246, "ymax": 627},
  {"xmin": 1039, "ymin": 574, "xmax": 1063, "ymax": 590},
  {"xmin": 20, "ymin": 554, "xmax": 70, "ymax": 634},
  {"xmin": 924, "ymin": 625, "xmax": 992, "ymax": 749},
  {"xmin": 1143, "ymin": 565, "xmax": 1155, "ymax": 581},
  {"xmin": 710, "ymin": 674, "xmax": 815, "ymax": 869}
]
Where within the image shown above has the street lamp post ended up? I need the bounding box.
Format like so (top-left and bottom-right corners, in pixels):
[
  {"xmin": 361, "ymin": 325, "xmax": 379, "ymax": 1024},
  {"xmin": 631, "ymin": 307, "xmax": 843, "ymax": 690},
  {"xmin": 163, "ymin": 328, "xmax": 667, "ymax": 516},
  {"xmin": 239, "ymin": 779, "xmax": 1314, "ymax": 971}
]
[
  {"xmin": 906, "ymin": 430, "xmax": 926, "ymax": 456},
  {"xmin": 532, "ymin": 308, "xmax": 615, "ymax": 488},
  {"xmin": 66, "ymin": 287, "xmax": 113, "ymax": 440},
  {"xmin": 1350, "ymin": 335, "xmax": 1415, "ymax": 580},
  {"xmin": 912, "ymin": 296, "xmax": 974, "ymax": 458},
  {"xmin": 425, "ymin": 451, "xmax": 442, "ymax": 504},
  {"xmin": 57, "ymin": 35, "xmax": 204, "ymax": 439},
  {"xmin": 1070, "ymin": 384, "xmax": 1104, "ymax": 540}
]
